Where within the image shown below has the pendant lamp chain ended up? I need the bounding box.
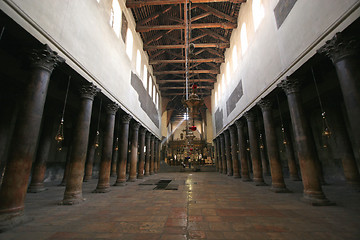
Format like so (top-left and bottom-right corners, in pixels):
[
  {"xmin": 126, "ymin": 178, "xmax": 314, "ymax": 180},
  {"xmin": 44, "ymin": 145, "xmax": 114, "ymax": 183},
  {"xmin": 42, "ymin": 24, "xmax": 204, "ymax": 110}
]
[
  {"xmin": 94, "ymin": 98, "xmax": 102, "ymax": 149},
  {"xmin": 276, "ymin": 94, "xmax": 287, "ymax": 146}
]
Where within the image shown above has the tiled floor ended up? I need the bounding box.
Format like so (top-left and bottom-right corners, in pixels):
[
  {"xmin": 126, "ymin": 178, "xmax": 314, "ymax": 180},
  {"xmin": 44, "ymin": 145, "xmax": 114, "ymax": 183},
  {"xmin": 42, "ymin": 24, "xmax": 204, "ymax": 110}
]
[{"xmin": 1, "ymin": 172, "xmax": 360, "ymax": 239}]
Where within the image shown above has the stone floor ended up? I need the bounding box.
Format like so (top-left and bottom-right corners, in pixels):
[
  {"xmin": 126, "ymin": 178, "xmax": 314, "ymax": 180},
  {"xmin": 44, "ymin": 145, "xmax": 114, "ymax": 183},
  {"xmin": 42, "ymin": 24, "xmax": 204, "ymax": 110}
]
[{"xmin": 1, "ymin": 172, "xmax": 360, "ymax": 240}]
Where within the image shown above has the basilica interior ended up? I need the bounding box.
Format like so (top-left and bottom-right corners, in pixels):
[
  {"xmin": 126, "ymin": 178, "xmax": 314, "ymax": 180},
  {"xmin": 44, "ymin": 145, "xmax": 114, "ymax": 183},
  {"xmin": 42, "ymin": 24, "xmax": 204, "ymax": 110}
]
[{"xmin": 0, "ymin": 0, "xmax": 360, "ymax": 239}]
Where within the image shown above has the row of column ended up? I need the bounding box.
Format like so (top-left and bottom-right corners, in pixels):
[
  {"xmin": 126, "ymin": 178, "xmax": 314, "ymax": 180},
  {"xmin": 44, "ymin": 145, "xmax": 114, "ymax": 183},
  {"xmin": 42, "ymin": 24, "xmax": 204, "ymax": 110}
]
[
  {"xmin": 0, "ymin": 44, "xmax": 162, "ymax": 231},
  {"xmin": 213, "ymin": 32, "xmax": 360, "ymax": 205}
]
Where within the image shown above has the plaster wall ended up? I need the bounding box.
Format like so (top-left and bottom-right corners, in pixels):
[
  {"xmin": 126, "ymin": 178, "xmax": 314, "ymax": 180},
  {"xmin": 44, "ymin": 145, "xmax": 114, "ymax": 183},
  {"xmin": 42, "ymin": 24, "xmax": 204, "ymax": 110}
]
[
  {"xmin": 0, "ymin": 0, "xmax": 161, "ymax": 137},
  {"xmin": 212, "ymin": 0, "xmax": 360, "ymax": 136}
]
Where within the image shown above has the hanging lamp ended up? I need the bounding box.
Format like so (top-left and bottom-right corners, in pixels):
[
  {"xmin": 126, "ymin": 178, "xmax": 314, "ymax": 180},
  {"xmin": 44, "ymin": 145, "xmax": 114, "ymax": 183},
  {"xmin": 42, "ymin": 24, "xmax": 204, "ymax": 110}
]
[{"xmin": 94, "ymin": 98, "xmax": 102, "ymax": 149}]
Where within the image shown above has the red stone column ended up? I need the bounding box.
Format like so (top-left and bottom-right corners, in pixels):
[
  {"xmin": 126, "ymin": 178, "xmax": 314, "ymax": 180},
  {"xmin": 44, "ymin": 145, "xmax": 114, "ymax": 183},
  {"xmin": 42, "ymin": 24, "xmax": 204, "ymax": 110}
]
[
  {"xmin": 279, "ymin": 77, "xmax": 331, "ymax": 205},
  {"xmin": 318, "ymin": 33, "xmax": 360, "ymax": 155},
  {"xmin": 145, "ymin": 132, "xmax": 151, "ymax": 176},
  {"xmin": 150, "ymin": 135, "xmax": 155, "ymax": 175},
  {"xmin": 258, "ymin": 99, "xmax": 289, "ymax": 192},
  {"xmin": 283, "ymin": 125, "xmax": 301, "ymax": 181},
  {"xmin": 128, "ymin": 122, "xmax": 140, "ymax": 182},
  {"xmin": 93, "ymin": 103, "xmax": 119, "ymax": 193},
  {"xmin": 27, "ymin": 114, "xmax": 54, "ymax": 193},
  {"xmin": 59, "ymin": 143, "xmax": 73, "ymax": 186},
  {"xmin": 155, "ymin": 139, "xmax": 160, "ymax": 173},
  {"xmin": 219, "ymin": 134, "xmax": 227, "ymax": 174},
  {"xmin": 62, "ymin": 84, "xmax": 99, "ymax": 205},
  {"xmin": 110, "ymin": 116, "xmax": 120, "ymax": 177},
  {"xmin": 244, "ymin": 111, "xmax": 266, "ymax": 186},
  {"xmin": 235, "ymin": 120, "xmax": 251, "ymax": 181},
  {"xmin": 216, "ymin": 138, "xmax": 222, "ymax": 173},
  {"xmin": 259, "ymin": 133, "xmax": 270, "ymax": 176},
  {"xmin": 229, "ymin": 125, "xmax": 240, "ymax": 178},
  {"xmin": 137, "ymin": 128, "xmax": 146, "ymax": 179},
  {"xmin": 154, "ymin": 139, "xmax": 158, "ymax": 174},
  {"xmin": 83, "ymin": 135, "xmax": 96, "ymax": 182},
  {"xmin": 114, "ymin": 114, "xmax": 132, "ymax": 186},
  {"xmin": 213, "ymin": 139, "xmax": 218, "ymax": 172},
  {"xmin": 224, "ymin": 130, "xmax": 233, "ymax": 176},
  {"xmin": 0, "ymin": 44, "xmax": 64, "ymax": 230}
]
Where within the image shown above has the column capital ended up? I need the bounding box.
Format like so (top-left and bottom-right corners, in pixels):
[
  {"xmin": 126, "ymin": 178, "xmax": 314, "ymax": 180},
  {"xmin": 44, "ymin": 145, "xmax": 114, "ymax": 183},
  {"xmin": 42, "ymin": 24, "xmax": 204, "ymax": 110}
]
[
  {"xmin": 29, "ymin": 44, "xmax": 65, "ymax": 73},
  {"xmin": 317, "ymin": 32, "xmax": 359, "ymax": 63},
  {"xmin": 278, "ymin": 77, "xmax": 302, "ymax": 95},
  {"xmin": 224, "ymin": 129, "xmax": 230, "ymax": 136},
  {"xmin": 105, "ymin": 103, "xmax": 119, "ymax": 115},
  {"xmin": 80, "ymin": 83, "xmax": 100, "ymax": 100},
  {"xmin": 150, "ymin": 135, "xmax": 155, "ymax": 140},
  {"xmin": 235, "ymin": 119, "xmax": 245, "ymax": 128},
  {"xmin": 229, "ymin": 124, "xmax": 237, "ymax": 134},
  {"xmin": 131, "ymin": 121, "xmax": 141, "ymax": 131},
  {"xmin": 146, "ymin": 131, "xmax": 152, "ymax": 139},
  {"xmin": 257, "ymin": 98, "xmax": 273, "ymax": 111},
  {"xmin": 244, "ymin": 110, "xmax": 256, "ymax": 122},
  {"xmin": 120, "ymin": 113, "xmax": 132, "ymax": 124},
  {"xmin": 139, "ymin": 127, "xmax": 147, "ymax": 136},
  {"xmin": 219, "ymin": 133, "xmax": 225, "ymax": 140}
]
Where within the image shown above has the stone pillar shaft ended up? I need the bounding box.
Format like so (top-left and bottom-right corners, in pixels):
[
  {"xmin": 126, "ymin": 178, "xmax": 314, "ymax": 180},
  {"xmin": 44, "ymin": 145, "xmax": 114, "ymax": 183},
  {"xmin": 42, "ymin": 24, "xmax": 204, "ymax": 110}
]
[
  {"xmin": 145, "ymin": 133, "xmax": 151, "ymax": 176},
  {"xmin": 63, "ymin": 84, "xmax": 99, "ymax": 205},
  {"xmin": 83, "ymin": 136, "xmax": 96, "ymax": 182},
  {"xmin": 216, "ymin": 138, "xmax": 222, "ymax": 173},
  {"xmin": 59, "ymin": 144, "xmax": 72, "ymax": 186},
  {"xmin": 0, "ymin": 45, "xmax": 63, "ymax": 229},
  {"xmin": 94, "ymin": 103, "xmax": 119, "ymax": 192},
  {"xmin": 111, "ymin": 116, "xmax": 120, "ymax": 177},
  {"xmin": 224, "ymin": 130, "xmax": 233, "ymax": 176},
  {"xmin": 229, "ymin": 126, "xmax": 240, "ymax": 178},
  {"xmin": 138, "ymin": 129, "xmax": 146, "ymax": 179},
  {"xmin": 219, "ymin": 134, "xmax": 227, "ymax": 174},
  {"xmin": 283, "ymin": 126, "xmax": 300, "ymax": 181},
  {"xmin": 115, "ymin": 114, "xmax": 132, "ymax": 185},
  {"xmin": 128, "ymin": 122, "xmax": 140, "ymax": 181},
  {"xmin": 150, "ymin": 136, "xmax": 155, "ymax": 175},
  {"xmin": 235, "ymin": 120, "xmax": 251, "ymax": 181}
]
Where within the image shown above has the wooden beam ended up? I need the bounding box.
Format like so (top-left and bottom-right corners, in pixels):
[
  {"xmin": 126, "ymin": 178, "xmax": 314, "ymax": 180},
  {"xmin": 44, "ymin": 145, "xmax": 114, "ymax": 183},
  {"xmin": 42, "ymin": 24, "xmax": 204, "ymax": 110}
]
[
  {"xmin": 205, "ymin": 48, "xmax": 223, "ymax": 57},
  {"xmin": 200, "ymin": 29, "xmax": 229, "ymax": 43},
  {"xmin": 127, "ymin": 0, "xmax": 245, "ymax": 8},
  {"xmin": 158, "ymin": 79, "xmax": 216, "ymax": 84},
  {"xmin": 144, "ymin": 30, "xmax": 173, "ymax": 45},
  {"xmin": 150, "ymin": 58, "xmax": 224, "ymax": 64},
  {"xmin": 194, "ymin": 4, "xmax": 237, "ymax": 23},
  {"xmin": 154, "ymin": 69, "xmax": 219, "ymax": 75},
  {"xmin": 150, "ymin": 50, "xmax": 166, "ymax": 59},
  {"xmin": 160, "ymin": 86, "xmax": 213, "ymax": 90},
  {"xmin": 191, "ymin": 12, "xmax": 211, "ymax": 22},
  {"xmin": 190, "ymin": 33, "xmax": 207, "ymax": 42},
  {"xmin": 138, "ymin": 6, "xmax": 173, "ymax": 26},
  {"xmin": 144, "ymin": 43, "xmax": 229, "ymax": 51},
  {"xmin": 136, "ymin": 23, "xmax": 237, "ymax": 32},
  {"xmin": 162, "ymin": 92, "xmax": 210, "ymax": 96}
]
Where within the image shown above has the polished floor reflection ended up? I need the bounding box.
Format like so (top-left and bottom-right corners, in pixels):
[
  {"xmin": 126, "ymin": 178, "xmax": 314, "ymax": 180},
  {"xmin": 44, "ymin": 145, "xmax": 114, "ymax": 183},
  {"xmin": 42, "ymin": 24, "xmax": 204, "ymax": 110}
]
[{"xmin": 1, "ymin": 172, "xmax": 360, "ymax": 240}]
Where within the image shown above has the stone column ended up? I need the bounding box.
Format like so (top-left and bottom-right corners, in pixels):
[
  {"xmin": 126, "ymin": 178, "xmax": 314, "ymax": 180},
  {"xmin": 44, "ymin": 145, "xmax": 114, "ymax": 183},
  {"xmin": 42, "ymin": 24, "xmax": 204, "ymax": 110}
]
[
  {"xmin": 59, "ymin": 143, "xmax": 72, "ymax": 186},
  {"xmin": 157, "ymin": 139, "xmax": 161, "ymax": 173},
  {"xmin": 145, "ymin": 132, "xmax": 151, "ymax": 176},
  {"xmin": 0, "ymin": 45, "xmax": 63, "ymax": 230},
  {"xmin": 318, "ymin": 33, "xmax": 360, "ymax": 154},
  {"xmin": 229, "ymin": 125, "xmax": 240, "ymax": 178},
  {"xmin": 244, "ymin": 111, "xmax": 266, "ymax": 185},
  {"xmin": 128, "ymin": 122, "xmax": 140, "ymax": 182},
  {"xmin": 279, "ymin": 77, "xmax": 331, "ymax": 205},
  {"xmin": 114, "ymin": 114, "xmax": 132, "ymax": 186},
  {"xmin": 83, "ymin": 134, "xmax": 96, "ymax": 182},
  {"xmin": 27, "ymin": 114, "xmax": 54, "ymax": 193},
  {"xmin": 219, "ymin": 134, "xmax": 227, "ymax": 174},
  {"xmin": 224, "ymin": 130, "xmax": 233, "ymax": 176},
  {"xmin": 216, "ymin": 138, "xmax": 222, "ymax": 173},
  {"xmin": 110, "ymin": 116, "xmax": 120, "ymax": 177},
  {"xmin": 258, "ymin": 99, "xmax": 289, "ymax": 192},
  {"xmin": 93, "ymin": 103, "xmax": 119, "ymax": 193},
  {"xmin": 283, "ymin": 125, "xmax": 301, "ymax": 181},
  {"xmin": 213, "ymin": 139, "xmax": 218, "ymax": 171},
  {"xmin": 154, "ymin": 139, "xmax": 158, "ymax": 173},
  {"xmin": 62, "ymin": 84, "xmax": 99, "ymax": 205},
  {"xmin": 150, "ymin": 135, "xmax": 155, "ymax": 175},
  {"xmin": 235, "ymin": 120, "xmax": 251, "ymax": 181},
  {"xmin": 138, "ymin": 128, "xmax": 146, "ymax": 179},
  {"xmin": 259, "ymin": 133, "xmax": 270, "ymax": 176}
]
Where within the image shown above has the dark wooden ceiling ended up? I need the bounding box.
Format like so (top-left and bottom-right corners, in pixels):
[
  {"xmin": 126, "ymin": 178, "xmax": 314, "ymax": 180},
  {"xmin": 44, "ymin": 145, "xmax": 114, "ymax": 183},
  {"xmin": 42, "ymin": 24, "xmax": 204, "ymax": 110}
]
[{"xmin": 126, "ymin": 0, "xmax": 246, "ymax": 120}]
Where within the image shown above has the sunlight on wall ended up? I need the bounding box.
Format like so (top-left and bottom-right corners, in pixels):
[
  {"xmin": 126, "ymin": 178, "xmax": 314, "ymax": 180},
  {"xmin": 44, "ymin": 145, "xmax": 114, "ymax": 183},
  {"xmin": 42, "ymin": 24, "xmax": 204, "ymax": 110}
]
[
  {"xmin": 143, "ymin": 65, "xmax": 148, "ymax": 88},
  {"xmin": 226, "ymin": 62, "xmax": 231, "ymax": 84},
  {"xmin": 215, "ymin": 91, "xmax": 218, "ymax": 107},
  {"xmin": 109, "ymin": 0, "xmax": 121, "ymax": 38},
  {"xmin": 136, "ymin": 50, "xmax": 142, "ymax": 76},
  {"xmin": 221, "ymin": 74, "xmax": 226, "ymax": 94},
  {"xmin": 148, "ymin": 77, "xmax": 153, "ymax": 96},
  {"xmin": 232, "ymin": 45, "xmax": 238, "ymax": 72},
  {"xmin": 241, "ymin": 23, "xmax": 248, "ymax": 55},
  {"xmin": 253, "ymin": 0, "xmax": 265, "ymax": 31},
  {"xmin": 126, "ymin": 28, "xmax": 133, "ymax": 60}
]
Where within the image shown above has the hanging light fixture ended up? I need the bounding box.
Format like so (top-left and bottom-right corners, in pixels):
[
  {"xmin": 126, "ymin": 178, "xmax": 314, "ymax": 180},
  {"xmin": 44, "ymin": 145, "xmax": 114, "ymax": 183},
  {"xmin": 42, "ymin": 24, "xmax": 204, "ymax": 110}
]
[
  {"xmin": 55, "ymin": 76, "xmax": 71, "ymax": 151},
  {"xmin": 259, "ymin": 133, "xmax": 264, "ymax": 149},
  {"xmin": 311, "ymin": 67, "xmax": 331, "ymax": 148},
  {"xmin": 94, "ymin": 98, "xmax": 102, "ymax": 149},
  {"xmin": 276, "ymin": 94, "xmax": 288, "ymax": 147},
  {"xmin": 246, "ymin": 139, "xmax": 250, "ymax": 151}
]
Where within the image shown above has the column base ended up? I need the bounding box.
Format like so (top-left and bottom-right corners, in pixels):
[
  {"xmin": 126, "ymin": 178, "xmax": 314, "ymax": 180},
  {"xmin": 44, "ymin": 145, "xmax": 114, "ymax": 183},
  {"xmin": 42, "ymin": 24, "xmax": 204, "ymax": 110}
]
[
  {"xmin": 137, "ymin": 175, "xmax": 144, "ymax": 179},
  {"xmin": 113, "ymin": 181, "xmax": 126, "ymax": 186},
  {"xmin": 290, "ymin": 175, "xmax": 301, "ymax": 181},
  {"xmin": 83, "ymin": 176, "xmax": 92, "ymax": 182},
  {"xmin": 301, "ymin": 191, "xmax": 335, "ymax": 206},
  {"xmin": 60, "ymin": 197, "xmax": 85, "ymax": 205},
  {"xmin": 242, "ymin": 177, "xmax": 252, "ymax": 182},
  {"xmin": 150, "ymin": 172, "xmax": 154, "ymax": 175},
  {"xmin": 127, "ymin": 178, "xmax": 136, "ymax": 182},
  {"xmin": 270, "ymin": 186, "xmax": 291, "ymax": 193},
  {"xmin": 227, "ymin": 173, "xmax": 233, "ymax": 176},
  {"xmin": 253, "ymin": 178, "xmax": 267, "ymax": 186},
  {"xmin": 145, "ymin": 173, "xmax": 150, "ymax": 177},
  {"xmin": 92, "ymin": 188, "xmax": 110, "ymax": 193},
  {"xmin": 110, "ymin": 172, "xmax": 117, "ymax": 177},
  {"xmin": 0, "ymin": 211, "xmax": 32, "ymax": 233},
  {"xmin": 27, "ymin": 184, "xmax": 47, "ymax": 193},
  {"xmin": 233, "ymin": 174, "xmax": 241, "ymax": 179}
]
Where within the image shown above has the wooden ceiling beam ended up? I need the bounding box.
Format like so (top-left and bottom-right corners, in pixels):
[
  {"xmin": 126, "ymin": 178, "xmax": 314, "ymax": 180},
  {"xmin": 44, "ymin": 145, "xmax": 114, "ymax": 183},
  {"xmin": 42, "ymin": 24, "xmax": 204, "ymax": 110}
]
[
  {"xmin": 205, "ymin": 48, "xmax": 223, "ymax": 57},
  {"xmin": 158, "ymin": 79, "xmax": 216, "ymax": 84},
  {"xmin": 191, "ymin": 12, "xmax": 212, "ymax": 22},
  {"xmin": 162, "ymin": 92, "xmax": 210, "ymax": 96},
  {"xmin": 136, "ymin": 23, "xmax": 237, "ymax": 32},
  {"xmin": 144, "ymin": 30, "xmax": 173, "ymax": 45},
  {"xmin": 160, "ymin": 86, "xmax": 213, "ymax": 90},
  {"xmin": 199, "ymin": 28, "xmax": 229, "ymax": 43},
  {"xmin": 144, "ymin": 42, "xmax": 229, "ymax": 51},
  {"xmin": 194, "ymin": 4, "xmax": 237, "ymax": 23},
  {"xmin": 138, "ymin": 6, "xmax": 173, "ymax": 26},
  {"xmin": 127, "ymin": 0, "xmax": 245, "ymax": 8},
  {"xmin": 190, "ymin": 33, "xmax": 208, "ymax": 42},
  {"xmin": 154, "ymin": 69, "xmax": 219, "ymax": 75},
  {"xmin": 150, "ymin": 58, "xmax": 224, "ymax": 64},
  {"xmin": 150, "ymin": 50, "xmax": 166, "ymax": 59}
]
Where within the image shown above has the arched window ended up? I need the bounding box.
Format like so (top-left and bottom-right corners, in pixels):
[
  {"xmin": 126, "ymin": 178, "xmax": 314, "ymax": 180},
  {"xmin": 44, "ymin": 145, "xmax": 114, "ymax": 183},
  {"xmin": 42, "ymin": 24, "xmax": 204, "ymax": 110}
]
[
  {"xmin": 143, "ymin": 65, "xmax": 148, "ymax": 88},
  {"xmin": 126, "ymin": 29, "xmax": 133, "ymax": 60},
  {"xmin": 218, "ymin": 83, "xmax": 221, "ymax": 101},
  {"xmin": 241, "ymin": 23, "xmax": 248, "ymax": 55},
  {"xmin": 252, "ymin": 0, "xmax": 265, "ymax": 31},
  {"xmin": 221, "ymin": 74, "xmax": 226, "ymax": 94},
  {"xmin": 148, "ymin": 77, "xmax": 152, "ymax": 96},
  {"xmin": 232, "ymin": 45, "xmax": 238, "ymax": 70},
  {"xmin": 136, "ymin": 50, "xmax": 141, "ymax": 75},
  {"xmin": 110, "ymin": 0, "xmax": 121, "ymax": 37},
  {"xmin": 153, "ymin": 87, "xmax": 156, "ymax": 103},
  {"xmin": 226, "ymin": 62, "xmax": 230, "ymax": 84}
]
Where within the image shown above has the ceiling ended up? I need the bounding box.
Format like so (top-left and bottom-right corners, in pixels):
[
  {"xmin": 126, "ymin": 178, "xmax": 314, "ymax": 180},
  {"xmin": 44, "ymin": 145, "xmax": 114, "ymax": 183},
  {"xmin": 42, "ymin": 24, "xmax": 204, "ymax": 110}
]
[{"xmin": 127, "ymin": 0, "xmax": 246, "ymax": 120}]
